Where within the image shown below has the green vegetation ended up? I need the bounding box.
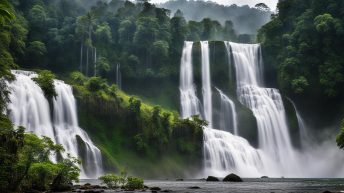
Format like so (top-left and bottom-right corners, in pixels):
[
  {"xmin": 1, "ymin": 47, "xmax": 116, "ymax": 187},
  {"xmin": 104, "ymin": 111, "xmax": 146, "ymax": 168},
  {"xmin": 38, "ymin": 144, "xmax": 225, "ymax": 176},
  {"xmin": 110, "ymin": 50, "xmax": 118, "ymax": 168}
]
[
  {"xmin": 99, "ymin": 172, "xmax": 144, "ymax": 190},
  {"xmin": 67, "ymin": 72, "xmax": 205, "ymax": 177},
  {"xmin": 258, "ymin": 0, "xmax": 344, "ymax": 99},
  {"xmin": 159, "ymin": 0, "xmax": 271, "ymax": 35},
  {"xmin": 32, "ymin": 70, "xmax": 57, "ymax": 99},
  {"xmin": 126, "ymin": 176, "xmax": 144, "ymax": 190},
  {"xmin": 257, "ymin": 0, "xmax": 344, "ymax": 137},
  {"xmin": 1, "ymin": 0, "xmax": 264, "ymax": 110},
  {"xmin": 0, "ymin": 115, "xmax": 80, "ymax": 193}
]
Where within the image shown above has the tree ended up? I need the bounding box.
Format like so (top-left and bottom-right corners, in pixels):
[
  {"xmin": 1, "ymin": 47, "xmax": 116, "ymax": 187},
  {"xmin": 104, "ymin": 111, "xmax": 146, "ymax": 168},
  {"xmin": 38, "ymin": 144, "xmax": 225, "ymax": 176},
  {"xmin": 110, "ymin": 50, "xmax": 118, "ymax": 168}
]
[
  {"xmin": 255, "ymin": 3, "xmax": 270, "ymax": 12},
  {"xmin": 0, "ymin": 0, "xmax": 15, "ymax": 26},
  {"xmin": 95, "ymin": 56, "xmax": 110, "ymax": 77},
  {"xmin": 76, "ymin": 12, "xmax": 97, "ymax": 76},
  {"xmin": 134, "ymin": 17, "xmax": 159, "ymax": 66}
]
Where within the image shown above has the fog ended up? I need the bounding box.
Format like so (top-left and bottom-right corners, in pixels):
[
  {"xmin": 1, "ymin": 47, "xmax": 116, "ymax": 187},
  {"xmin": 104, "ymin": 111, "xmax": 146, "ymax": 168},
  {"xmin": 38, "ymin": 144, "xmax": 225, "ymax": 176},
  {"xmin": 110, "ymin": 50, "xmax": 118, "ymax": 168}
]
[{"xmin": 157, "ymin": 0, "xmax": 272, "ymax": 34}]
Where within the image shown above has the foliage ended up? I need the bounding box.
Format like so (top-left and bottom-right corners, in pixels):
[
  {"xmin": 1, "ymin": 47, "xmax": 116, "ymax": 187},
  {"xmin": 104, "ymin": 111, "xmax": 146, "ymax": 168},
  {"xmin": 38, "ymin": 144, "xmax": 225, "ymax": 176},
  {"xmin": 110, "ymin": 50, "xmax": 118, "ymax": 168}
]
[
  {"xmin": 86, "ymin": 76, "xmax": 107, "ymax": 92},
  {"xmin": 99, "ymin": 172, "xmax": 144, "ymax": 190},
  {"xmin": 6, "ymin": 0, "xmax": 257, "ymax": 83},
  {"xmin": 70, "ymin": 73, "xmax": 204, "ymax": 176},
  {"xmin": 99, "ymin": 174, "xmax": 122, "ymax": 189},
  {"xmin": 99, "ymin": 173, "xmax": 143, "ymax": 190},
  {"xmin": 0, "ymin": 116, "xmax": 80, "ymax": 193},
  {"xmin": 258, "ymin": 0, "xmax": 344, "ymax": 100},
  {"xmin": 125, "ymin": 176, "xmax": 144, "ymax": 190},
  {"xmin": 32, "ymin": 70, "xmax": 57, "ymax": 99},
  {"xmin": 0, "ymin": 0, "xmax": 15, "ymax": 25},
  {"xmin": 159, "ymin": 0, "xmax": 271, "ymax": 34}
]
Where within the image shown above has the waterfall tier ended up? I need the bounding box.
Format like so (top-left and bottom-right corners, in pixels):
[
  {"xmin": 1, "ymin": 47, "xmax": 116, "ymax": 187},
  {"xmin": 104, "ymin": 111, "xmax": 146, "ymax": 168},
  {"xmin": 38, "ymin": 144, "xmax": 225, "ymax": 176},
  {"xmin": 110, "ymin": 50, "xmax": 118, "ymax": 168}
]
[
  {"xmin": 6, "ymin": 70, "xmax": 103, "ymax": 178},
  {"xmin": 179, "ymin": 41, "xmax": 344, "ymax": 178}
]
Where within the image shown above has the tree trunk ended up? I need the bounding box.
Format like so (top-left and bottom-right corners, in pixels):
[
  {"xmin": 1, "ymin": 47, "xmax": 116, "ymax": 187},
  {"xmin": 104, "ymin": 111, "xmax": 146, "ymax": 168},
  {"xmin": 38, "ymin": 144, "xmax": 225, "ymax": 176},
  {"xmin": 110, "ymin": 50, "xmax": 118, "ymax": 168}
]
[
  {"xmin": 86, "ymin": 47, "xmax": 89, "ymax": 76},
  {"xmin": 94, "ymin": 47, "xmax": 97, "ymax": 76},
  {"xmin": 80, "ymin": 43, "xmax": 83, "ymax": 73}
]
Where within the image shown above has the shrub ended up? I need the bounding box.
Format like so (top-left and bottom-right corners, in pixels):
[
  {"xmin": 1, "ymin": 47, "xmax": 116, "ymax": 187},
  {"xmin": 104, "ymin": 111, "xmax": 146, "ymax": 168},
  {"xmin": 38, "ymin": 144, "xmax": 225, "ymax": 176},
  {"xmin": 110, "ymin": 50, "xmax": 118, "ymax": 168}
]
[
  {"xmin": 70, "ymin": 71, "xmax": 87, "ymax": 86},
  {"xmin": 32, "ymin": 70, "xmax": 57, "ymax": 99},
  {"xmin": 125, "ymin": 177, "xmax": 144, "ymax": 190},
  {"xmin": 85, "ymin": 77, "xmax": 107, "ymax": 92},
  {"xmin": 98, "ymin": 174, "xmax": 121, "ymax": 189}
]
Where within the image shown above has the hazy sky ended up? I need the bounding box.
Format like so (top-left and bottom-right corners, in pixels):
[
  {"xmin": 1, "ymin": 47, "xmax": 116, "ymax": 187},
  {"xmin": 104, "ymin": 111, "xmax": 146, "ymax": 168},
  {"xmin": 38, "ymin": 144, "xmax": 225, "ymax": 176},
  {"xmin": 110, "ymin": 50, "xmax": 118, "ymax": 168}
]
[{"xmin": 151, "ymin": 0, "xmax": 279, "ymax": 11}]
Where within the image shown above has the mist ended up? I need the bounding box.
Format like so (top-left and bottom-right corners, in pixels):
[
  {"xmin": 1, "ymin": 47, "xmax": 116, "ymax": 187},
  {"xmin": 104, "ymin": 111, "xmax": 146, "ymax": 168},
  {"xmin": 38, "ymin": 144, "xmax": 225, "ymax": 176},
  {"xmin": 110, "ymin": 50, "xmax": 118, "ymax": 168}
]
[{"xmin": 156, "ymin": 0, "xmax": 272, "ymax": 34}]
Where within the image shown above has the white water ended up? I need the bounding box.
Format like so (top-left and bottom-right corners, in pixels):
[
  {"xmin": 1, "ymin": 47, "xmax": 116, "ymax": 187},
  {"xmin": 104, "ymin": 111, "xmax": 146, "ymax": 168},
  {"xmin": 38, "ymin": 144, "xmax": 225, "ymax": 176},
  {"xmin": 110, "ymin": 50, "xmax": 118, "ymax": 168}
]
[
  {"xmin": 226, "ymin": 42, "xmax": 299, "ymax": 175},
  {"xmin": 180, "ymin": 41, "xmax": 268, "ymax": 177},
  {"xmin": 216, "ymin": 88, "xmax": 238, "ymax": 135},
  {"xmin": 180, "ymin": 41, "xmax": 201, "ymax": 118},
  {"xmin": 53, "ymin": 80, "xmax": 103, "ymax": 178},
  {"xmin": 179, "ymin": 41, "xmax": 344, "ymax": 177},
  {"xmin": 7, "ymin": 71, "xmax": 56, "ymax": 142},
  {"xmin": 200, "ymin": 41, "xmax": 213, "ymax": 126},
  {"xmin": 203, "ymin": 127, "xmax": 264, "ymax": 177},
  {"xmin": 7, "ymin": 70, "xmax": 103, "ymax": 178}
]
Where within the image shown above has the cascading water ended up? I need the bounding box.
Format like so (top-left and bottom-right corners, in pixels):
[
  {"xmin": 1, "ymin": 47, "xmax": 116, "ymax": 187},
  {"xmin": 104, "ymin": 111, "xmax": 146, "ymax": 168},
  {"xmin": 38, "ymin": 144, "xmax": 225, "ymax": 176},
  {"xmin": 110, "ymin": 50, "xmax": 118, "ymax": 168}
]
[
  {"xmin": 200, "ymin": 41, "xmax": 213, "ymax": 126},
  {"xmin": 216, "ymin": 88, "xmax": 238, "ymax": 135},
  {"xmin": 180, "ymin": 41, "xmax": 267, "ymax": 177},
  {"xmin": 180, "ymin": 41, "xmax": 201, "ymax": 118},
  {"xmin": 6, "ymin": 70, "xmax": 103, "ymax": 178},
  {"xmin": 7, "ymin": 71, "xmax": 56, "ymax": 142},
  {"xmin": 203, "ymin": 128, "xmax": 264, "ymax": 177},
  {"xmin": 53, "ymin": 80, "xmax": 103, "ymax": 178},
  {"xmin": 226, "ymin": 42, "xmax": 299, "ymax": 175}
]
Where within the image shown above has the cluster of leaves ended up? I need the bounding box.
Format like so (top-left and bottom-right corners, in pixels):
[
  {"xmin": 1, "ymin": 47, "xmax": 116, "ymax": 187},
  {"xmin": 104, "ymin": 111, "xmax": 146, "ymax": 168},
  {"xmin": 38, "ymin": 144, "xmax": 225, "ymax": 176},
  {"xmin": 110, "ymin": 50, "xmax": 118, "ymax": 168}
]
[
  {"xmin": 258, "ymin": 0, "xmax": 344, "ymax": 98},
  {"xmin": 32, "ymin": 70, "xmax": 57, "ymax": 99},
  {"xmin": 0, "ymin": 115, "xmax": 80, "ymax": 193},
  {"xmin": 99, "ymin": 171, "xmax": 144, "ymax": 190}
]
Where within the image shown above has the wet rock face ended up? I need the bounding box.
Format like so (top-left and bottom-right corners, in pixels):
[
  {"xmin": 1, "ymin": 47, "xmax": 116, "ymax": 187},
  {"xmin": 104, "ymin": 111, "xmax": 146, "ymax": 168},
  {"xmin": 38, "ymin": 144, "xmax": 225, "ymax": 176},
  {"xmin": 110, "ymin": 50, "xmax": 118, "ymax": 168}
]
[
  {"xmin": 223, "ymin": 173, "xmax": 243, "ymax": 182},
  {"xmin": 206, "ymin": 176, "xmax": 220, "ymax": 181}
]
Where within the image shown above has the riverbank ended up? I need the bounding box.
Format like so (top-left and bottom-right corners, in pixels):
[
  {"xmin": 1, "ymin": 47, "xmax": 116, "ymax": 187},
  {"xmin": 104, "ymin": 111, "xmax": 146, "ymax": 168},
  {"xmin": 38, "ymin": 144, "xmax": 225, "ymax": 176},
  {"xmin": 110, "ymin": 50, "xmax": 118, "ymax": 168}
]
[{"xmin": 59, "ymin": 178, "xmax": 344, "ymax": 193}]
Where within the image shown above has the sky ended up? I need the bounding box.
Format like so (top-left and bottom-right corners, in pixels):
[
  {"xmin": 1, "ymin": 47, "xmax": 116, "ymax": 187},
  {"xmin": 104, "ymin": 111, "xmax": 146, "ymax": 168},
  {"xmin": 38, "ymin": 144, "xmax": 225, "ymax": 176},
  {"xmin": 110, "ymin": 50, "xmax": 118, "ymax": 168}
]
[{"xmin": 151, "ymin": 0, "xmax": 279, "ymax": 11}]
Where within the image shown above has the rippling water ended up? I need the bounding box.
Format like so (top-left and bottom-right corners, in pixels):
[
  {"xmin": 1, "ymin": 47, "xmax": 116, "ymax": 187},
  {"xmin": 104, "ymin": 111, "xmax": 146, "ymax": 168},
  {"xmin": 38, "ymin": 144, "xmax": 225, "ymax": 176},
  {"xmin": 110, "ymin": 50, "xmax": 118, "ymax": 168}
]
[{"xmin": 78, "ymin": 178, "xmax": 344, "ymax": 193}]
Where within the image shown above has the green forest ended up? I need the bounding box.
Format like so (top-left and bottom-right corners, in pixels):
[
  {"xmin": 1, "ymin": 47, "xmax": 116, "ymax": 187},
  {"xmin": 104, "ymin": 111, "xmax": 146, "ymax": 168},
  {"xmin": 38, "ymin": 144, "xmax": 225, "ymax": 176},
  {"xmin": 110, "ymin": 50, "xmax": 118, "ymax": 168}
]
[{"xmin": 2, "ymin": 0, "xmax": 344, "ymax": 192}]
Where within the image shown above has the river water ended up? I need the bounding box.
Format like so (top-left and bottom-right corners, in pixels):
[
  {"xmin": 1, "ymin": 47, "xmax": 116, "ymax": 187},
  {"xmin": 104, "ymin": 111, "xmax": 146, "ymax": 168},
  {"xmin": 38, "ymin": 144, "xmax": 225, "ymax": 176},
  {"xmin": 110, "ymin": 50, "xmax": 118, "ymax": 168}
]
[{"xmin": 78, "ymin": 178, "xmax": 344, "ymax": 193}]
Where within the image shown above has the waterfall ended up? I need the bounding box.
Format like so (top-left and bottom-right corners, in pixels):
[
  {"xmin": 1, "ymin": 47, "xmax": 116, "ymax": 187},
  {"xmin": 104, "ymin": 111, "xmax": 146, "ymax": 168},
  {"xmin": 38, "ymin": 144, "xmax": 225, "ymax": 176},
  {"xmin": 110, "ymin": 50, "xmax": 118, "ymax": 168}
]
[
  {"xmin": 225, "ymin": 41, "xmax": 299, "ymax": 175},
  {"xmin": 53, "ymin": 80, "xmax": 103, "ymax": 178},
  {"xmin": 200, "ymin": 41, "xmax": 213, "ymax": 126},
  {"xmin": 216, "ymin": 88, "xmax": 238, "ymax": 135},
  {"xmin": 179, "ymin": 41, "xmax": 266, "ymax": 177},
  {"xmin": 6, "ymin": 70, "xmax": 103, "ymax": 178},
  {"xmin": 7, "ymin": 70, "xmax": 56, "ymax": 142},
  {"xmin": 180, "ymin": 41, "xmax": 201, "ymax": 118},
  {"xmin": 116, "ymin": 64, "xmax": 122, "ymax": 90}
]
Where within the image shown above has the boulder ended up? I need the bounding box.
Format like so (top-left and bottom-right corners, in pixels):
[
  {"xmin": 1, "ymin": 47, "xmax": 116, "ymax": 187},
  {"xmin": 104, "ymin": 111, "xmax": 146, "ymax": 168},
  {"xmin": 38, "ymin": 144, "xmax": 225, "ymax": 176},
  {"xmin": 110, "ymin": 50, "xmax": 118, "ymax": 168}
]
[
  {"xmin": 261, "ymin": 176, "xmax": 269, "ymax": 179},
  {"xmin": 150, "ymin": 187, "xmax": 161, "ymax": 191},
  {"xmin": 206, "ymin": 176, "xmax": 219, "ymax": 181},
  {"xmin": 223, "ymin": 173, "xmax": 243, "ymax": 182},
  {"xmin": 189, "ymin": 186, "xmax": 201, "ymax": 189}
]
